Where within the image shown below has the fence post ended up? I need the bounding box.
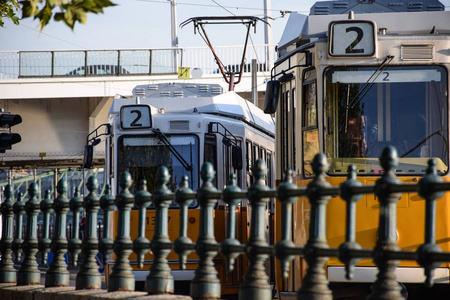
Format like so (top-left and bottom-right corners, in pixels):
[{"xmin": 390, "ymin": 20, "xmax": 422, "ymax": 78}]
[
  {"xmin": 369, "ymin": 146, "xmax": 404, "ymax": 299},
  {"xmin": 147, "ymin": 167, "xmax": 174, "ymax": 294},
  {"xmin": 275, "ymin": 169, "xmax": 297, "ymax": 286},
  {"xmin": 0, "ymin": 185, "xmax": 16, "ymax": 283},
  {"xmin": 338, "ymin": 165, "xmax": 363, "ymax": 280},
  {"xmin": 221, "ymin": 173, "xmax": 243, "ymax": 272},
  {"xmin": 45, "ymin": 178, "xmax": 70, "ymax": 287},
  {"xmin": 99, "ymin": 185, "xmax": 115, "ymax": 266},
  {"xmin": 174, "ymin": 176, "xmax": 195, "ymax": 270},
  {"xmin": 68, "ymin": 187, "xmax": 83, "ymax": 266},
  {"xmin": 417, "ymin": 159, "xmax": 444, "ymax": 287},
  {"xmin": 12, "ymin": 192, "xmax": 25, "ymax": 265},
  {"xmin": 239, "ymin": 159, "xmax": 272, "ymax": 300},
  {"xmin": 17, "ymin": 183, "xmax": 41, "ymax": 285},
  {"xmin": 108, "ymin": 172, "xmax": 135, "ymax": 291},
  {"xmin": 132, "ymin": 180, "xmax": 151, "ymax": 269},
  {"xmin": 191, "ymin": 162, "xmax": 221, "ymax": 300},
  {"xmin": 38, "ymin": 190, "xmax": 53, "ymax": 267},
  {"xmin": 299, "ymin": 153, "xmax": 332, "ymax": 299},
  {"xmin": 76, "ymin": 176, "xmax": 102, "ymax": 290}
]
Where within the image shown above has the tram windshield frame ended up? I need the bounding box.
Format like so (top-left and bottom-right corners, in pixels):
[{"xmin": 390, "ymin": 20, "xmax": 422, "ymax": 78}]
[
  {"xmin": 324, "ymin": 65, "xmax": 448, "ymax": 176},
  {"xmin": 117, "ymin": 134, "xmax": 200, "ymax": 200}
]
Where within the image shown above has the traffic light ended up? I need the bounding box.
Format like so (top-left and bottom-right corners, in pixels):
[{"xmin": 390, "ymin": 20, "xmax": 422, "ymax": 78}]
[{"xmin": 0, "ymin": 113, "xmax": 22, "ymax": 153}]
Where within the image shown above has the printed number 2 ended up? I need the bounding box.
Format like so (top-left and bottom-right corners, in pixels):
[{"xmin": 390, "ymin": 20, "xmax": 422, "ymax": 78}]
[
  {"xmin": 130, "ymin": 110, "xmax": 142, "ymax": 127},
  {"xmin": 345, "ymin": 27, "xmax": 364, "ymax": 54}
]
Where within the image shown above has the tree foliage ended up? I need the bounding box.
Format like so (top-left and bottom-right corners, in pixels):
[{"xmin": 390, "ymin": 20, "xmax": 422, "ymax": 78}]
[{"xmin": 1, "ymin": 0, "xmax": 116, "ymax": 31}]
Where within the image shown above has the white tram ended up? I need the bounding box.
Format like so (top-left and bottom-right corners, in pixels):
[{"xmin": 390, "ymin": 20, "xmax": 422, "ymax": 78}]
[{"xmin": 104, "ymin": 82, "xmax": 275, "ymax": 294}]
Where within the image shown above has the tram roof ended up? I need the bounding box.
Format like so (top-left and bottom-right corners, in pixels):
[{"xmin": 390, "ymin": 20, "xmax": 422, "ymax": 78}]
[
  {"xmin": 109, "ymin": 82, "xmax": 275, "ymax": 135},
  {"xmin": 279, "ymin": 0, "xmax": 449, "ymax": 51}
]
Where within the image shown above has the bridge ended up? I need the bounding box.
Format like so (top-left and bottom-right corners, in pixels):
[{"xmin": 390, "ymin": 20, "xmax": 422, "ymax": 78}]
[
  {"xmin": 0, "ymin": 45, "xmax": 274, "ymax": 170},
  {"xmin": 1, "ymin": 148, "xmax": 450, "ymax": 299}
]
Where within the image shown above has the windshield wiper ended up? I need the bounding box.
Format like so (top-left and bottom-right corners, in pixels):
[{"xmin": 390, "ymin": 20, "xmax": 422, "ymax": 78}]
[
  {"xmin": 400, "ymin": 130, "xmax": 447, "ymax": 158},
  {"xmin": 348, "ymin": 55, "xmax": 394, "ymax": 109},
  {"xmin": 151, "ymin": 128, "xmax": 192, "ymax": 172}
]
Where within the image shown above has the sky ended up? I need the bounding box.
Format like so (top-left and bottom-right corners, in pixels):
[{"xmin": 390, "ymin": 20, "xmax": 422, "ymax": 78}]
[
  {"xmin": 1, "ymin": 0, "xmax": 449, "ymax": 52},
  {"xmin": 0, "ymin": 0, "xmax": 318, "ymax": 51}
]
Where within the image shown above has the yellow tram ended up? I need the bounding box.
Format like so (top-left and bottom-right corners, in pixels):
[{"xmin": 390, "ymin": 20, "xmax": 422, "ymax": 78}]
[{"xmin": 265, "ymin": 0, "xmax": 450, "ymax": 296}]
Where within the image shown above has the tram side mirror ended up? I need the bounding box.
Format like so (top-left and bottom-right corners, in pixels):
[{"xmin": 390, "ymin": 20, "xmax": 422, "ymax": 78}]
[
  {"xmin": 264, "ymin": 80, "xmax": 280, "ymax": 114},
  {"xmin": 83, "ymin": 144, "xmax": 94, "ymax": 168},
  {"xmin": 232, "ymin": 145, "xmax": 243, "ymax": 170}
]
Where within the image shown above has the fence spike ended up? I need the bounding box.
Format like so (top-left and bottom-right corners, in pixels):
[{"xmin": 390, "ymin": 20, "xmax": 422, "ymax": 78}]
[
  {"xmin": 369, "ymin": 146, "xmax": 404, "ymax": 299},
  {"xmin": 17, "ymin": 183, "xmax": 41, "ymax": 285},
  {"xmin": 0, "ymin": 185, "xmax": 17, "ymax": 283},
  {"xmin": 191, "ymin": 162, "xmax": 221, "ymax": 299},
  {"xmin": 99, "ymin": 185, "xmax": 115, "ymax": 266},
  {"xmin": 174, "ymin": 176, "xmax": 195, "ymax": 270},
  {"xmin": 239, "ymin": 159, "xmax": 272, "ymax": 300},
  {"xmin": 76, "ymin": 176, "xmax": 102, "ymax": 290},
  {"xmin": 12, "ymin": 192, "xmax": 25, "ymax": 265},
  {"xmin": 417, "ymin": 158, "xmax": 444, "ymax": 287},
  {"xmin": 108, "ymin": 172, "xmax": 135, "ymax": 291},
  {"xmin": 299, "ymin": 153, "xmax": 332, "ymax": 299},
  {"xmin": 221, "ymin": 173, "xmax": 243, "ymax": 272},
  {"xmin": 68, "ymin": 187, "xmax": 83, "ymax": 267},
  {"xmin": 275, "ymin": 169, "xmax": 297, "ymax": 285},
  {"xmin": 132, "ymin": 180, "xmax": 151, "ymax": 269},
  {"xmin": 45, "ymin": 179, "xmax": 70, "ymax": 287},
  {"xmin": 146, "ymin": 166, "xmax": 174, "ymax": 294},
  {"xmin": 38, "ymin": 189, "xmax": 53, "ymax": 267},
  {"xmin": 338, "ymin": 164, "xmax": 363, "ymax": 280}
]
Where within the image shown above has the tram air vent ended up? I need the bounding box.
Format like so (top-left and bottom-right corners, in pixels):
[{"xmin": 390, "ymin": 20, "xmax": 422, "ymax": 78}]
[
  {"xmin": 147, "ymin": 85, "xmax": 159, "ymax": 90},
  {"xmin": 333, "ymin": 2, "xmax": 348, "ymax": 9},
  {"xmin": 170, "ymin": 121, "xmax": 189, "ymax": 131},
  {"xmin": 173, "ymin": 91, "xmax": 184, "ymax": 97},
  {"xmin": 313, "ymin": 5, "xmax": 331, "ymax": 15},
  {"xmin": 211, "ymin": 86, "xmax": 223, "ymax": 95},
  {"xmin": 134, "ymin": 88, "xmax": 146, "ymax": 96},
  {"xmin": 401, "ymin": 44, "xmax": 434, "ymax": 60},
  {"xmin": 407, "ymin": 2, "xmax": 423, "ymax": 11},
  {"xmin": 199, "ymin": 85, "xmax": 210, "ymax": 93},
  {"xmin": 160, "ymin": 91, "xmax": 171, "ymax": 97}
]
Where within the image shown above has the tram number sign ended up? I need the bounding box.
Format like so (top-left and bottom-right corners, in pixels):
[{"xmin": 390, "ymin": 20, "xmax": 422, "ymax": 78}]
[
  {"xmin": 329, "ymin": 20, "xmax": 376, "ymax": 57},
  {"xmin": 120, "ymin": 105, "xmax": 152, "ymax": 129}
]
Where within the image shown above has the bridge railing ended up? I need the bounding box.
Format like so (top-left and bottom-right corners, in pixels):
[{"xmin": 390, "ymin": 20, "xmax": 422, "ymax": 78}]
[
  {"xmin": 2, "ymin": 145, "xmax": 449, "ymax": 299},
  {"xmin": 0, "ymin": 45, "xmax": 275, "ymax": 79}
]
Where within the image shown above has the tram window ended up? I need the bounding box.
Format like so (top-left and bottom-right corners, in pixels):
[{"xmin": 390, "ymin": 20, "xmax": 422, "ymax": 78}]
[
  {"xmin": 280, "ymin": 89, "xmax": 290, "ymax": 174},
  {"xmin": 302, "ymin": 69, "xmax": 319, "ymax": 178},
  {"xmin": 117, "ymin": 134, "xmax": 200, "ymax": 194},
  {"xmin": 246, "ymin": 140, "xmax": 252, "ymax": 172},
  {"xmin": 204, "ymin": 134, "xmax": 217, "ymax": 187},
  {"xmin": 324, "ymin": 65, "xmax": 448, "ymax": 175},
  {"xmin": 246, "ymin": 140, "xmax": 253, "ymax": 187}
]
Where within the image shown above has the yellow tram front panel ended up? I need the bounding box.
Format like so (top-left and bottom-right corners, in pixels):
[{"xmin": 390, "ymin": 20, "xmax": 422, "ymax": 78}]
[{"xmin": 326, "ymin": 176, "xmax": 450, "ymax": 275}]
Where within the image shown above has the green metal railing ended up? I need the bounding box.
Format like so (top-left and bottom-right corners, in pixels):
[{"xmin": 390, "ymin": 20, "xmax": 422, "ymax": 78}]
[{"xmin": 2, "ymin": 146, "xmax": 450, "ymax": 299}]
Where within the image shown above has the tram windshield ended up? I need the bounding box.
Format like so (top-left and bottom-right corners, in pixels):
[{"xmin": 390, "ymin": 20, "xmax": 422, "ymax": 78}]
[
  {"xmin": 325, "ymin": 65, "xmax": 448, "ymax": 175},
  {"xmin": 117, "ymin": 134, "xmax": 199, "ymax": 193}
]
